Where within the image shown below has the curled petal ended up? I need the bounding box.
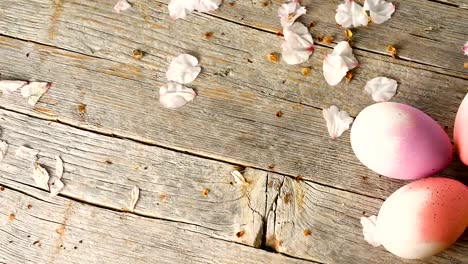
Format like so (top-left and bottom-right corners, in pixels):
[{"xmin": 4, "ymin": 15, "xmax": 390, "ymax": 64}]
[
  {"xmin": 21, "ymin": 82, "xmax": 51, "ymax": 106},
  {"xmin": 196, "ymin": 0, "xmax": 222, "ymax": 13},
  {"xmin": 363, "ymin": 0, "xmax": 395, "ymax": 24},
  {"xmin": 282, "ymin": 22, "xmax": 314, "ymax": 65},
  {"xmin": 361, "ymin": 215, "xmax": 382, "ymax": 247},
  {"xmin": 49, "ymin": 178, "xmax": 64, "ymax": 197},
  {"xmin": 364, "ymin": 77, "xmax": 398, "ymax": 102},
  {"xmin": 322, "ymin": 105, "xmax": 354, "ymax": 139},
  {"xmin": 168, "ymin": 0, "xmax": 198, "ymax": 19},
  {"xmin": 160, "ymin": 82, "xmax": 196, "ymax": 109},
  {"xmin": 113, "ymin": 0, "xmax": 132, "ymax": 13},
  {"xmin": 130, "ymin": 186, "xmax": 140, "ymax": 211},
  {"xmin": 0, "ymin": 140, "xmax": 8, "ymax": 161},
  {"xmin": 464, "ymin": 41, "xmax": 468, "ymax": 56},
  {"xmin": 166, "ymin": 54, "xmax": 202, "ymax": 84},
  {"xmin": 0, "ymin": 80, "xmax": 28, "ymax": 96},
  {"xmin": 231, "ymin": 170, "xmax": 248, "ymax": 186},
  {"xmin": 55, "ymin": 156, "xmax": 64, "ymax": 179},
  {"xmin": 33, "ymin": 162, "xmax": 50, "ymax": 191},
  {"xmin": 278, "ymin": 1, "xmax": 307, "ymax": 28},
  {"xmin": 336, "ymin": 0, "xmax": 369, "ymax": 28},
  {"xmin": 323, "ymin": 41, "xmax": 358, "ymax": 86}
]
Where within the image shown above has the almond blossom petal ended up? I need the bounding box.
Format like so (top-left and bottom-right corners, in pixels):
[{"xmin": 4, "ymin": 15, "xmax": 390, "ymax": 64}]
[
  {"xmin": 196, "ymin": 0, "xmax": 222, "ymax": 13},
  {"xmin": 278, "ymin": 1, "xmax": 307, "ymax": 28},
  {"xmin": 113, "ymin": 0, "xmax": 132, "ymax": 13},
  {"xmin": 21, "ymin": 82, "xmax": 51, "ymax": 106},
  {"xmin": 32, "ymin": 162, "xmax": 50, "ymax": 191},
  {"xmin": 0, "ymin": 80, "xmax": 28, "ymax": 96},
  {"xmin": 130, "ymin": 186, "xmax": 140, "ymax": 211},
  {"xmin": 49, "ymin": 178, "xmax": 64, "ymax": 197},
  {"xmin": 166, "ymin": 54, "xmax": 202, "ymax": 84},
  {"xmin": 281, "ymin": 22, "xmax": 314, "ymax": 65},
  {"xmin": 331, "ymin": 41, "xmax": 359, "ymax": 69},
  {"xmin": 0, "ymin": 140, "xmax": 8, "ymax": 161},
  {"xmin": 231, "ymin": 170, "xmax": 248, "ymax": 186},
  {"xmin": 464, "ymin": 41, "xmax": 468, "ymax": 56},
  {"xmin": 363, "ymin": 0, "xmax": 395, "ymax": 24},
  {"xmin": 16, "ymin": 146, "xmax": 39, "ymax": 160},
  {"xmin": 322, "ymin": 105, "xmax": 354, "ymax": 139},
  {"xmin": 160, "ymin": 82, "xmax": 196, "ymax": 109},
  {"xmin": 336, "ymin": 0, "xmax": 369, "ymax": 28},
  {"xmin": 55, "ymin": 156, "xmax": 64, "ymax": 178},
  {"xmin": 360, "ymin": 215, "xmax": 382, "ymax": 247},
  {"xmin": 364, "ymin": 77, "xmax": 398, "ymax": 102},
  {"xmin": 168, "ymin": 0, "xmax": 198, "ymax": 19},
  {"xmin": 323, "ymin": 41, "xmax": 358, "ymax": 86}
]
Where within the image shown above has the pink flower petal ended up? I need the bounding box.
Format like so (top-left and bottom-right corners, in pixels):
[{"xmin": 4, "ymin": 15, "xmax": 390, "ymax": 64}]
[
  {"xmin": 21, "ymin": 82, "xmax": 51, "ymax": 106},
  {"xmin": 168, "ymin": 0, "xmax": 198, "ymax": 19},
  {"xmin": 336, "ymin": 0, "xmax": 368, "ymax": 28},
  {"xmin": 363, "ymin": 0, "xmax": 395, "ymax": 24},
  {"xmin": 322, "ymin": 105, "xmax": 354, "ymax": 139},
  {"xmin": 160, "ymin": 82, "xmax": 196, "ymax": 109},
  {"xmin": 323, "ymin": 41, "xmax": 358, "ymax": 86},
  {"xmin": 361, "ymin": 215, "xmax": 382, "ymax": 247},
  {"xmin": 364, "ymin": 77, "xmax": 398, "ymax": 102},
  {"xmin": 464, "ymin": 41, "xmax": 468, "ymax": 56},
  {"xmin": 113, "ymin": 0, "xmax": 132, "ymax": 13},
  {"xmin": 0, "ymin": 80, "xmax": 28, "ymax": 96},
  {"xmin": 0, "ymin": 141, "xmax": 8, "ymax": 161},
  {"xmin": 33, "ymin": 162, "xmax": 50, "ymax": 191},
  {"xmin": 166, "ymin": 54, "xmax": 201, "ymax": 84},
  {"xmin": 49, "ymin": 178, "xmax": 64, "ymax": 197},
  {"xmin": 196, "ymin": 0, "xmax": 222, "ymax": 13},
  {"xmin": 281, "ymin": 22, "xmax": 314, "ymax": 65},
  {"xmin": 278, "ymin": 1, "xmax": 307, "ymax": 28}
]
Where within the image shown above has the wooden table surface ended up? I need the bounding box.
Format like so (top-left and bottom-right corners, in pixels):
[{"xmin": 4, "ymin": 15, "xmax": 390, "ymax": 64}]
[{"xmin": 0, "ymin": 0, "xmax": 467, "ymax": 263}]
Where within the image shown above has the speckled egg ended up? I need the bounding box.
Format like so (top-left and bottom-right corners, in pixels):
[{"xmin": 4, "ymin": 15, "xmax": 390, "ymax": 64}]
[
  {"xmin": 454, "ymin": 93, "xmax": 468, "ymax": 165},
  {"xmin": 361, "ymin": 178, "xmax": 468, "ymax": 259},
  {"xmin": 351, "ymin": 102, "xmax": 452, "ymax": 180}
]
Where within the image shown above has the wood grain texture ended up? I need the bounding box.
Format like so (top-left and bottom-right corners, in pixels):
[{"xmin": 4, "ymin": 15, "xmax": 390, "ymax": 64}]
[
  {"xmin": 0, "ymin": 109, "xmax": 266, "ymax": 248},
  {"xmin": 0, "ymin": 186, "xmax": 315, "ymax": 264},
  {"xmin": 265, "ymin": 174, "xmax": 468, "ymax": 264},
  {"xmin": 0, "ymin": 0, "xmax": 466, "ymax": 200}
]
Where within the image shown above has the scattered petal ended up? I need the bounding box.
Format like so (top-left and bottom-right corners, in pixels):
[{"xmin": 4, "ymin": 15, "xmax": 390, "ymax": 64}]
[
  {"xmin": 16, "ymin": 146, "xmax": 39, "ymax": 160},
  {"xmin": 322, "ymin": 105, "xmax": 354, "ymax": 139},
  {"xmin": 360, "ymin": 215, "xmax": 381, "ymax": 247},
  {"xmin": 21, "ymin": 82, "xmax": 51, "ymax": 106},
  {"xmin": 464, "ymin": 41, "xmax": 468, "ymax": 56},
  {"xmin": 231, "ymin": 170, "xmax": 248, "ymax": 186},
  {"xmin": 49, "ymin": 178, "xmax": 64, "ymax": 197},
  {"xmin": 0, "ymin": 80, "xmax": 28, "ymax": 96},
  {"xmin": 363, "ymin": 0, "xmax": 395, "ymax": 24},
  {"xmin": 160, "ymin": 82, "xmax": 196, "ymax": 109},
  {"xmin": 0, "ymin": 141, "xmax": 8, "ymax": 161},
  {"xmin": 323, "ymin": 41, "xmax": 358, "ymax": 86},
  {"xmin": 281, "ymin": 22, "xmax": 315, "ymax": 65},
  {"xmin": 335, "ymin": 0, "xmax": 368, "ymax": 29},
  {"xmin": 32, "ymin": 163, "xmax": 50, "ymax": 191},
  {"xmin": 55, "ymin": 156, "xmax": 64, "ymax": 178},
  {"xmin": 278, "ymin": 1, "xmax": 307, "ymax": 28},
  {"xmin": 130, "ymin": 186, "xmax": 140, "ymax": 211},
  {"xmin": 196, "ymin": 0, "xmax": 222, "ymax": 13},
  {"xmin": 364, "ymin": 77, "xmax": 398, "ymax": 102},
  {"xmin": 113, "ymin": 0, "xmax": 132, "ymax": 13},
  {"xmin": 168, "ymin": 0, "xmax": 198, "ymax": 19},
  {"xmin": 166, "ymin": 54, "xmax": 201, "ymax": 84}
]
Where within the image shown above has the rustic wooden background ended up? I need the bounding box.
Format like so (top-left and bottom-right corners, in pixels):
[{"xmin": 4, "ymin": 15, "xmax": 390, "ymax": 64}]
[{"xmin": 0, "ymin": 0, "xmax": 467, "ymax": 263}]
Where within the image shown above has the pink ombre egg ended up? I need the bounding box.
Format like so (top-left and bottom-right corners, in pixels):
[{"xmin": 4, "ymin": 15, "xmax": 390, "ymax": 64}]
[
  {"xmin": 361, "ymin": 178, "xmax": 468, "ymax": 259},
  {"xmin": 454, "ymin": 93, "xmax": 468, "ymax": 165},
  {"xmin": 351, "ymin": 102, "xmax": 452, "ymax": 180}
]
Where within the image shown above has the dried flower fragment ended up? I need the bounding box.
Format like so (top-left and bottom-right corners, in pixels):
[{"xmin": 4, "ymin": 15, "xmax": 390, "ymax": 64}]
[
  {"xmin": 21, "ymin": 82, "xmax": 51, "ymax": 106},
  {"xmin": 281, "ymin": 22, "xmax": 315, "ymax": 65},
  {"xmin": 303, "ymin": 228, "xmax": 311, "ymax": 236},
  {"xmin": 32, "ymin": 163, "xmax": 50, "ymax": 191},
  {"xmin": 364, "ymin": 77, "xmax": 398, "ymax": 102},
  {"xmin": 322, "ymin": 105, "xmax": 354, "ymax": 139},
  {"xmin": 202, "ymin": 188, "xmax": 210, "ymax": 196},
  {"xmin": 159, "ymin": 82, "xmax": 196, "ymax": 109},
  {"xmin": 386, "ymin": 45, "xmax": 397, "ymax": 59},
  {"xmin": 236, "ymin": 230, "xmax": 245, "ymax": 238},
  {"xmin": 323, "ymin": 36, "xmax": 334, "ymax": 44},
  {"xmin": 130, "ymin": 186, "xmax": 140, "ymax": 211},
  {"xmin": 0, "ymin": 80, "xmax": 28, "ymax": 96},
  {"xmin": 0, "ymin": 140, "xmax": 8, "ymax": 161},
  {"xmin": 335, "ymin": 0, "xmax": 368, "ymax": 28},
  {"xmin": 231, "ymin": 170, "xmax": 248, "ymax": 186},
  {"xmin": 278, "ymin": 1, "xmax": 307, "ymax": 28},
  {"xmin": 113, "ymin": 0, "xmax": 132, "ymax": 13},
  {"xmin": 323, "ymin": 41, "xmax": 359, "ymax": 86},
  {"xmin": 268, "ymin": 52, "xmax": 280, "ymax": 63},
  {"xmin": 363, "ymin": 0, "xmax": 395, "ymax": 24},
  {"xmin": 203, "ymin": 32, "xmax": 214, "ymax": 40},
  {"xmin": 132, "ymin": 49, "xmax": 144, "ymax": 60},
  {"xmin": 345, "ymin": 29, "xmax": 353, "ymax": 40},
  {"xmin": 464, "ymin": 62, "xmax": 468, "ymax": 69},
  {"xmin": 9, "ymin": 213, "xmax": 15, "ymax": 221},
  {"xmin": 301, "ymin": 67, "xmax": 311, "ymax": 76},
  {"xmin": 16, "ymin": 146, "xmax": 39, "ymax": 160},
  {"xmin": 168, "ymin": 0, "xmax": 222, "ymax": 20},
  {"xmin": 345, "ymin": 71, "xmax": 353, "ymax": 84},
  {"xmin": 166, "ymin": 54, "xmax": 201, "ymax": 84}
]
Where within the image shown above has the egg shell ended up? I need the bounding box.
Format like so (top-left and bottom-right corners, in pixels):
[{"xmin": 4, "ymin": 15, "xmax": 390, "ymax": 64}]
[
  {"xmin": 374, "ymin": 178, "xmax": 468, "ymax": 259},
  {"xmin": 454, "ymin": 93, "xmax": 468, "ymax": 165},
  {"xmin": 351, "ymin": 102, "xmax": 452, "ymax": 180}
]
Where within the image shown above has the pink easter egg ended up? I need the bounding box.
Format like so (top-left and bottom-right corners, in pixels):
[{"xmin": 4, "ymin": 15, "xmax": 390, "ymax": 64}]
[{"xmin": 454, "ymin": 93, "xmax": 468, "ymax": 165}]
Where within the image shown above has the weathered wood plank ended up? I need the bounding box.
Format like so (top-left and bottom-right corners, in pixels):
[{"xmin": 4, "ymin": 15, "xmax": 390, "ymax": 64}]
[
  {"xmin": 0, "ymin": 186, "xmax": 315, "ymax": 264},
  {"xmin": 0, "ymin": 6, "xmax": 466, "ymax": 200},
  {"xmin": 265, "ymin": 174, "xmax": 468, "ymax": 264},
  {"xmin": 0, "ymin": 108, "xmax": 266, "ymax": 248}
]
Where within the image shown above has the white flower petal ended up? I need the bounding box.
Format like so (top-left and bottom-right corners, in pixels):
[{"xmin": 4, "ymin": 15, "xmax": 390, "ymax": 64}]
[
  {"xmin": 322, "ymin": 105, "xmax": 354, "ymax": 139},
  {"xmin": 363, "ymin": 0, "xmax": 395, "ymax": 24},
  {"xmin": 364, "ymin": 77, "xmax": 398, "ymax": 102},
  {"xmin": 166, "ymin": 54, "xmax": 201, "ymax": 84},
  {"xmin": 323, "ymin": 41, "xmax": 358, "ymax": 86},
  {"xmin": 33, "ymin": 162, "xmax": 50, "ymax": 191},
  {"xmin": 464, "ymin": 41, "xmax": 468, "ymax": 56},
  {"xmin": 113, "ymin": 0, "xmax": 132, "ymax": 13},
  {"xmin": 16, "ymin": 146, "xmax": 39, "ymax": 160},
  {"xmin": 231, "ymin": 170, "xmax": 248, "ymax": 186},
  {"xmin": 331, "ymin": 41, "xmax": 359, "ymax": 69},
  {"xmin": 49, "ymin": 178, "xmax": 64, "ymax": 197},
  {"xmin": 55, "ymin": 156, "xmax": 64, "ymax": 179},
  {"xmin": 160, "ymin": 82, "xmax": 196, "ymax": 109},
  {"xmin": 21, "ymin": 82, "xmax": 51, "ymax": 106},
  {"xmin": 360, "ymin": 215, "xmax": 381, "ymax": 247},
  {"xmin": 196, "ymin": 0, "xmax": 222, "ymax": 13},
  {"xmin": 278, "ymin": 1, "xmax": 307, "ymax": 28},
  {"xmin": 0, "ymin": 140, "xmax": 8, "ymax": 161},
  {"xmin": 336, "ymin": 0, "xmax": 369, "ymax": 28},
  {"xmin": 130, "ymin": 186, "xmax": 140, "ymax": 211},
  {"xmin": 0, "ymin": 80, "xmax": 28, "ymax": 96},
  {"xmin": 168, "ymin": 0, "xmax": 198, "ymax": 19},
  {"xmin": 281, "ymin": 22, "xmax": 314, "ymax": 65}
]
